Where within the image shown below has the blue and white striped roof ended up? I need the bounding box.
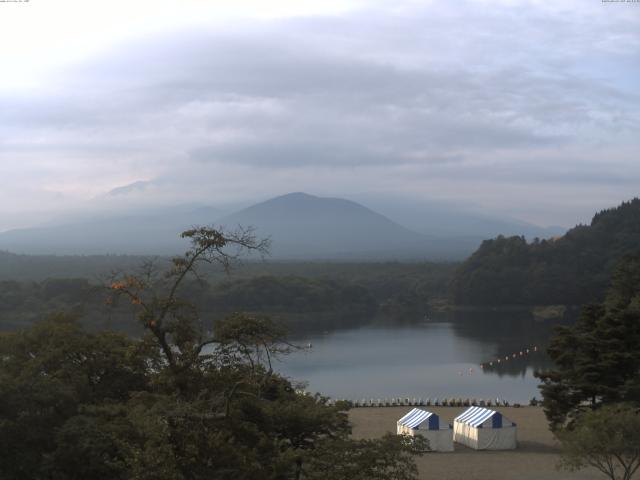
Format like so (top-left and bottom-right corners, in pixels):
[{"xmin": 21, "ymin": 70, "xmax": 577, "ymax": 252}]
[
  {"xmin": 455, "ymin": 406, "xmax": 500, "ymax": 428},
  {"xmin": 398, "ymin": 408, "xmax": 435, "ymax": 429}
]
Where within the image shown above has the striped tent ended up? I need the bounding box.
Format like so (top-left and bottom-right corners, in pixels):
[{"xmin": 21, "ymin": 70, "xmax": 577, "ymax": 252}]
[
  {"xmin": 453, "ymin": 406, "xmax": 517, "ymax": 450},
  {"xmin": 397, "ymin": 408, "xmax": 453, "ymax": 452}
]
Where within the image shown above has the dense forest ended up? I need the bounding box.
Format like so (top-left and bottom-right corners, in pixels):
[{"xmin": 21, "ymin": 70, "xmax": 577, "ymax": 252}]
[
  {"xmin": 0, "ymin": 251, "xmax": 146, "ymax": 281},
  {"xmin": 450, "ymin": 198, "xmax": 640, "ymax": 306},
  {"xmin": 0, "ymin": 262, "xmax": 456, "ymax": 334}
]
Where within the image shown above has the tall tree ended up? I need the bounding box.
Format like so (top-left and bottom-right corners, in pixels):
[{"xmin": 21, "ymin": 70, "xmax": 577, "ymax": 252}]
[{"xmin": 536, "ymin": 254, "xmax": 640, "ymax": 430}]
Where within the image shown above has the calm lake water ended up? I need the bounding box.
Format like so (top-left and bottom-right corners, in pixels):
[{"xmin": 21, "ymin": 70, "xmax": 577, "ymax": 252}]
[{"xmin": 277, "ymin": 313, "xmax": 562, "ymax": 404}]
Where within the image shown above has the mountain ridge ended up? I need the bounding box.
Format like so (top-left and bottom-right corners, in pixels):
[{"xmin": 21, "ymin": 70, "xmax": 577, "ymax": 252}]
[
  {"xmin": 216, "ymin": 192, "xmax": 442, "ymax": 260},
  {"xmin": 0, "ymin": 191, "xmax": 562, "ymax": 260}
]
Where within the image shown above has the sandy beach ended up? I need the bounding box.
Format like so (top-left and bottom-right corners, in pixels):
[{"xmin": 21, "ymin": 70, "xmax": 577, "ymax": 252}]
[{"xmin": 349, "ymin": 406, "xmax": 606, "ymax": 480}]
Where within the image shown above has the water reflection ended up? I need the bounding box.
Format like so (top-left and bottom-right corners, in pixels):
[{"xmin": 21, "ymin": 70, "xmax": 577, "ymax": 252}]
[
  {"xmin": 449, "ymin": 310, "xmax": 564, "ymax": 378},
  {"xmin": 278, "ymin": 312, "xmax": 569, "ymax": 403}
]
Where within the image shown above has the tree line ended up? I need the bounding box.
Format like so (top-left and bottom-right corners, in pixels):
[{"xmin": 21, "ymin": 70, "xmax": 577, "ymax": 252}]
[
  {"xmin": 450, "ymin": 198, "xmax": 640, "ymax": 306},
  {"xmin": 0, "ymin": 263, "xmax": 455, "ymax": 334}
]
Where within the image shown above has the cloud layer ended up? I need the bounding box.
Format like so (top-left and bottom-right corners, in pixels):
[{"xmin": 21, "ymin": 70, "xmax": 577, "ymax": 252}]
[{"xmin": 1, "ymin": 0, "xmax": 638, "ymax": 230}]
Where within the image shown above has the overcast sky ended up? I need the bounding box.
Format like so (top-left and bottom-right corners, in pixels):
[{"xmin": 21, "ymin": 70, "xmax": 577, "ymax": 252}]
[{"xmin": 1, "ymin": 0, "xmax": 638, "ymax": 231}]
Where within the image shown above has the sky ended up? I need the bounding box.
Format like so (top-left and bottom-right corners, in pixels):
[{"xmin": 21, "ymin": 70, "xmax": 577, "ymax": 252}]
[{"xmin": 0, "ymin": 0, "xmax": 639, "ymax": 231}]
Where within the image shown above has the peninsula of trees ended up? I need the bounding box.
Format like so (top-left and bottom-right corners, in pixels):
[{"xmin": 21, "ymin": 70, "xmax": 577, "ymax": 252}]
[{"xmin": 450, "ymin": 198, "xmax": 640, "ymax": 306}]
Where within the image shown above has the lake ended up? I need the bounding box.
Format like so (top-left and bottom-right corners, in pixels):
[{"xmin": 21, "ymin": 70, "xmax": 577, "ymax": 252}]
[{"xmin": 277, "ymin": 312, "xmax": 563, "ymax": 404}]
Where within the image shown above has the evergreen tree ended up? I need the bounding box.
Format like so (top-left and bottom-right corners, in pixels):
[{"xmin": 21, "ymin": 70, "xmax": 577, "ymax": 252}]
[{"xmin": 536, "ymin": 254, "xmax": 640, "ymax": 430}]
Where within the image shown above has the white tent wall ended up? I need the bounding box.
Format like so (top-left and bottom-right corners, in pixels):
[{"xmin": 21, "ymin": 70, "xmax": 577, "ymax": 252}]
[
  {"xmin": 453, "ymin": 422, "xmax": 517, "ymax": 450},
  {"xmin": 477, "ymin": 426, "xmax": 517, "ymax": 450},
  {"xmin": 453, "ymin": 407, "xmax": 517, "ymax": 450},
  {"xmin": 453, "ymin": 422, "xmax": 475, "ymax": 449}
]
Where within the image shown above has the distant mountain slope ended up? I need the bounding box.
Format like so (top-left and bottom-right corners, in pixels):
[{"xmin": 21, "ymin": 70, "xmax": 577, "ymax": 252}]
[
  {"xmin": 0, "ymin": 206, "xmax": 220, "ymax": 255},
  {"xmin": 354, "ymin": 195, "xmax": 566, "ymax": 240},
  {"xmin": 0, "ymin": 191, "xmax": 558, "ymax": 260},
  {"xmin": 0, "ymin": 193, "xmax": 477, "ymax": 259},
  {"xmin": 217, "ymin": 192, "xmax": 461, "ymax": 259},
  {"xmin": 450, "ymin": 198, "xmax": 640, "ymax": 306}
]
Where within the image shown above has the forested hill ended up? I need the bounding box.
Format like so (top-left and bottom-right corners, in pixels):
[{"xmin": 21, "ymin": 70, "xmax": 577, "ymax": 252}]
[{"xmin": 450, "ymin": 198, "xmax": 640, "ymax": 306}]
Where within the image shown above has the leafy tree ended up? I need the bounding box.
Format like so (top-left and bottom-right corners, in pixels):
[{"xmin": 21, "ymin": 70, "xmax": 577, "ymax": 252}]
[
  {"xmin": 557, "ymin": 404, "xmax": 640, "ymax": 480},
  {"xmin": 0, "ymin": 314, "xmax": 150, "ymax": 479},
  {"xmin": 107, "ymin": 226, "xmax": 270, "ymax": 374},
  {"xmin": 50, "ymin": 409, "xmax": 130, "ymax": 480},
  {"xmin": 304, "ymin": 434, "xmax": 428, "ymax": 480},
  {"xmin": 0, "ymin": 226, "xmax": 426, "ymax": 479},
  {"xmin": 536, "ymin": 255, "xmax": 640, "ymax": 430}
]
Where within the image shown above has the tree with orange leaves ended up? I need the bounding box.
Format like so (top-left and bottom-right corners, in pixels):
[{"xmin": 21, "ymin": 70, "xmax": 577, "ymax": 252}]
[{"xmin": 108, "ymin": 226, "xmax": 270, "ymax": 390}]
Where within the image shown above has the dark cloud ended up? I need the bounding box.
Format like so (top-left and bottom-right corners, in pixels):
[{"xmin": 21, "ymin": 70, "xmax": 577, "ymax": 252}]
[{"xmin": 0, "ymin": 0, "xmax": 638, "ymax": 228}]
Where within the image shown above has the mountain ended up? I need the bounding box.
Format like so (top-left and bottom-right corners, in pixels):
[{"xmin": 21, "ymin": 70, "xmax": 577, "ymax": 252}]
[
  {"xmin": 104, "ymin": 180, "xmax": 154, "ymax": 197},
  {"xmin": 350, "ymin": 194, "xmax": 566, "ymax": 240},
  {"xmin": 217, "ymin": 192, "xmax": 466, "ymax": 259},
  {"xmin": 1, "ymin": 193, "xmax": 467, "ymax": 259},
  {"xmin": 0, "ymin": 192, "xmax": 561, "ymax": 260},
  {"xmin": 450, "ymin": 198, "xmax": 640, "ymax": 306},
  {"xmin": 0, "ymin": 205, "xmax": 221, "ymax": 255}
]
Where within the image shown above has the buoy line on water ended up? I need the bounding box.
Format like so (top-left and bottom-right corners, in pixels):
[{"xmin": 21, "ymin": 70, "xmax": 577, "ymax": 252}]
[
  {"xmin": 479, "ymin": 345, "xmax": 539, "ymax": 369},
  {"xmin": 456, "ymin": 345, "xmax": 541, "ymax": 377}
]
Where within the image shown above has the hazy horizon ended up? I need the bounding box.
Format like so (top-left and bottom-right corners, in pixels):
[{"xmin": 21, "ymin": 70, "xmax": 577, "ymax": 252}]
[{"xmin": 1, "ymin": 0, "xmax": 638, "ymax": 232}]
